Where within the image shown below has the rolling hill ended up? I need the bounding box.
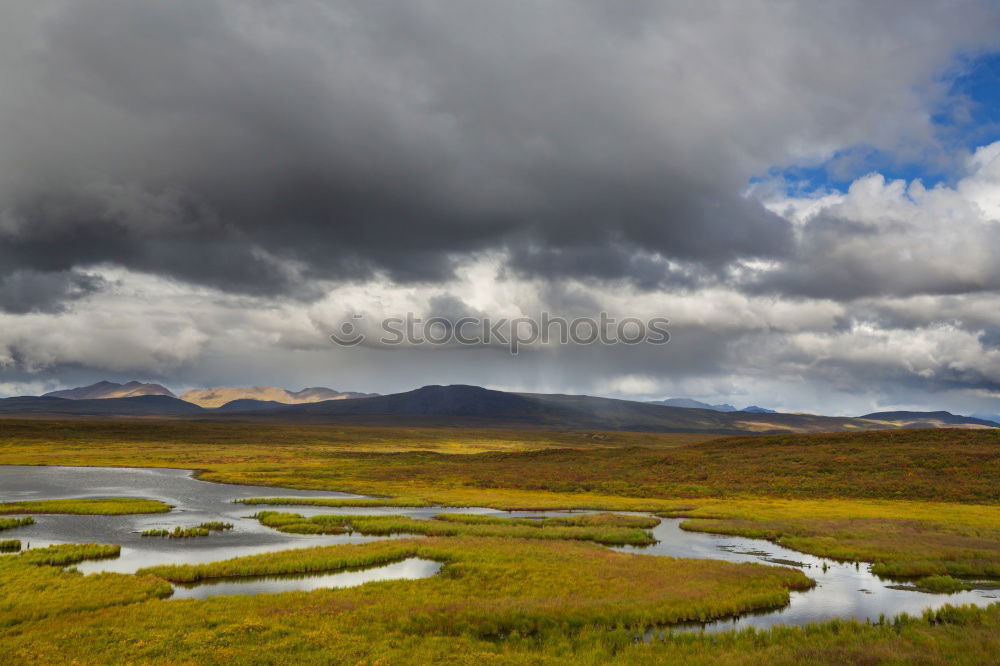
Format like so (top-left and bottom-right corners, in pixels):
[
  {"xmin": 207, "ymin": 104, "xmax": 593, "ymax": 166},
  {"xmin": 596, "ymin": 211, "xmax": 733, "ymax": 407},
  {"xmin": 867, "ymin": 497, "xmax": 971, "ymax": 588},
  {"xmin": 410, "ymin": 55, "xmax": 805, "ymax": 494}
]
[
  {"xmin": 3, "ymin": 384, "xmax": 997, "ymax": 434},
  {"xmin": 237, "ymin": 385, "xmax": 999, "ymax": 434},
  {"xmin": 43, "ymin": 381, "xmax": 175, "ymax": 400},
  {"xmin": 0, "ymin": 395, "xmax": 204, "ymax": 416},
  {"xmin": 860, "ymin": 411, "xmax": 999, "ymax": 428}
]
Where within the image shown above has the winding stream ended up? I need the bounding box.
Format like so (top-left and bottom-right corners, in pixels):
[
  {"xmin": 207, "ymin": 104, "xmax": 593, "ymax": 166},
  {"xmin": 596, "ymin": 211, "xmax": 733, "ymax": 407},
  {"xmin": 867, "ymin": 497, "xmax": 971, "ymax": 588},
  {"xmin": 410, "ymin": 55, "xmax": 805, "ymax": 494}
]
[{"xmin": 1, "ymin": 465, "xmax": 996, "ymax": 628}]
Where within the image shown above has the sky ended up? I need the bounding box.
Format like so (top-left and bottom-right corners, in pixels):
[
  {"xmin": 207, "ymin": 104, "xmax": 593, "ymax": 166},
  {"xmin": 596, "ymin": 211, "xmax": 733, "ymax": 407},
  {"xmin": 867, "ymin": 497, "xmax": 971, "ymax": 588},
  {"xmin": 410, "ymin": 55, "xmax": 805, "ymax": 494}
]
[{"xmin": 3, "ymin": 1, "xmax": 1000, "ymax": 416}]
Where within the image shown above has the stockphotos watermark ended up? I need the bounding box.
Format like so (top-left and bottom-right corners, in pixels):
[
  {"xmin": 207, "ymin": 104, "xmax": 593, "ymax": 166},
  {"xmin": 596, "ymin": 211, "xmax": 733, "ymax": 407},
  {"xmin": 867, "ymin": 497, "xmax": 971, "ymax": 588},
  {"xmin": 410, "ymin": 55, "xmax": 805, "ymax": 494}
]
[{"xmin": 330, "ymin": 313, "xmax": 670, "ymax": 355}]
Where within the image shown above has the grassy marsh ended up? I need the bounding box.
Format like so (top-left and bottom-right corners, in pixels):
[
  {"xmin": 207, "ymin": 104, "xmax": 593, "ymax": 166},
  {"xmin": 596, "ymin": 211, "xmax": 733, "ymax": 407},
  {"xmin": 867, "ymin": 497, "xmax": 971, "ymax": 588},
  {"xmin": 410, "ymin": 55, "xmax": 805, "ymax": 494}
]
[
  {"xmin": 0, "ymin": 421, "xmax": 997, "ymax": 584},
  {"xmin": 0, "ymin": 544, "xmax": 170, "ymax": 629},
  {"xmin": 132, "ymin": 535, "xmax": 812, "ymax": 636},
  {"xmin": 669, "ymin": 497, "xmax": 1000, "ymax": 578},
  {"xmin": 4, "ymin": 536, "xmax": 999, "ymax": 664},
  {"xmin": 254, "ymin": 511, "xmax": 660, "ymax": 546},
  {"xmin": 0, "ymin": 498, "xmax": 171, "ymax": 515},
  {"xmin": 1, "ymin": 420, "xmax": 999, "ymax": 661}
]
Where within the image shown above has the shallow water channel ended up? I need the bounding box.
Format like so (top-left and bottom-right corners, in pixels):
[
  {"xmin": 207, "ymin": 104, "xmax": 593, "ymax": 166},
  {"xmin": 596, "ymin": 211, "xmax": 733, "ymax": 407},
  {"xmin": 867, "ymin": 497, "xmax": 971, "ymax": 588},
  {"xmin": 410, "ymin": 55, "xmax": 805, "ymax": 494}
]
[{"xmin": 1, "ymin": 465, "xmax": 996, "ymax": 631}]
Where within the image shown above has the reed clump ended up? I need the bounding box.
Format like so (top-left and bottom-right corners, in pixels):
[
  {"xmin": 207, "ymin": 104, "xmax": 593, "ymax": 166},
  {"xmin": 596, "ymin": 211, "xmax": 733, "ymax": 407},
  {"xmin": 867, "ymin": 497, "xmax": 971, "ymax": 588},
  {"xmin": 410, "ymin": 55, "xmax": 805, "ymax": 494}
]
[
  {"xmin": 910, "ymin": 575, "xmax": 974, "ymax": 593},
  {"xmin": 143, "ymin": 522, "xmax": 232, "ymax": 538},
  {"xmin": 0, "ymin": 540, "xmax": 20, "ymax": 552},
  {"xmin": 0, "ymin": 517, "xmax": 34, "ymax": 532}
]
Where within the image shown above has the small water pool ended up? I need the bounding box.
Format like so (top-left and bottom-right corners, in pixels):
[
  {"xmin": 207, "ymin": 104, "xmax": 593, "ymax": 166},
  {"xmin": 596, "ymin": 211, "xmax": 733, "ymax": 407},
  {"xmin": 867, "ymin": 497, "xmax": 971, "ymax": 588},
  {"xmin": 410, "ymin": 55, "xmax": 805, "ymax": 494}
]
[{"xmin": 169, "ymin": 558, "xmax": 442, "ymax": 600}]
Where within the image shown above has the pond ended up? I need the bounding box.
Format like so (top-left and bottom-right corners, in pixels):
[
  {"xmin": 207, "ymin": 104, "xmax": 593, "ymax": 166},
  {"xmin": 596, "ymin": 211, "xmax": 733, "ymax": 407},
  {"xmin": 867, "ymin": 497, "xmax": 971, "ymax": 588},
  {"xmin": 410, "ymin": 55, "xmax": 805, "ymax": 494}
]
[
  {"xmin": 0, "ymin": 465, "xmax": 495, "ymax": 574},
  {"xmin": 1, "ymin": 465, "xmax": 996, "ymax": 623},
  {"xmin": 168, "ymin": 558, "xmax": 442, "ymax": 600}
]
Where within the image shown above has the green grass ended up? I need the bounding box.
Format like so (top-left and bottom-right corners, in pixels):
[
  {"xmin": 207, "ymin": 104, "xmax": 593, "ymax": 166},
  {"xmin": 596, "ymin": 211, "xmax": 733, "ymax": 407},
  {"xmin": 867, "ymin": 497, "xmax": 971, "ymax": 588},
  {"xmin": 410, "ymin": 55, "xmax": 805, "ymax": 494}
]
[
  {"xmin": 197, "ymin": 521, "xmax": 233, "ymax": 531},
  {"xmin": 138, "ymin": 540, "xmax": 426, "ymax": 583},
  {"xmin": 166, "ymin": 526, "xmax": 209, "ymax": 538},
  {"xmin": 254, "ymin": 511, "xmax": 660, "ymax": 546},
  {"xmin": 0, "ymin": 498, "xmax": 171, "ymax": 515},
  {"xmin": 610, "ymin": 604, "xmax": 1000, "ymax": 665},
  {"xmin": 0, "ymin": 540, "xmax": 20, "ymax": 552},
  {"xmin": 910, "ymin": 575, "xmax": 974, "ymax": 593},
  {"xmin": 0, "ymin": 516, "xmax": 34, "ymax": 532},
  {"xmin": 0, "ymin": 544, "xmax": 170, "ymax": 629},
  {"xmin": 17, "ymin": 544, "xmax": 121, "ymax": 566},
  {"xmin": 137, "ymin": 535, "xmax": 812, "ymax": 625}
]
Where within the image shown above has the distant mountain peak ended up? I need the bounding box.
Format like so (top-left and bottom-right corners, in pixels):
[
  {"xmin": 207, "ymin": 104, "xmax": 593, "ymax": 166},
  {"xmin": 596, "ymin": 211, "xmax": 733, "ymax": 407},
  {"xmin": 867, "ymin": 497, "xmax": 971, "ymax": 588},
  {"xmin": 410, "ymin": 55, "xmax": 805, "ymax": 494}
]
[
  {"xmin": 742, "ymin": 405, "xmax": 777, "ymax": 414},
  {"xmin": 43, "ymin": 381, "xmax": 176, "ymax": 400},
  {"xmin": 648, "ymin": 398, "xmax": 737, "ymax": 412},
  {"xmin": 180, "ymin": 385, "xmax": 376, "ymax": 408}
]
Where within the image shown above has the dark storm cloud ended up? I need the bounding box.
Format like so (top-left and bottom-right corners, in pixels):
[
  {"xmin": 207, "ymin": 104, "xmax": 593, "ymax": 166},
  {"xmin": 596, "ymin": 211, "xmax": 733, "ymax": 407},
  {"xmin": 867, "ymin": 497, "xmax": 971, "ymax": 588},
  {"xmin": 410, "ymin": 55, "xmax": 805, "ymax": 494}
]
[
  {"xmin": 979, "ymin": 328, "xmax": 1000, "ymax": 349},
  {"xmin": 7, "ymin": 0, "xmax": 1000, "ymax": 415},
  {"xmin": 0, "ymin": 270, "xmax": 104, "ymax": 314},
  {"xmin": 748, "ymin": 210, "xmax": 1000, "ymax": 300},
  {"xmin": 3, "ymin": 0, "xmax": 998, "ymax": 309}
]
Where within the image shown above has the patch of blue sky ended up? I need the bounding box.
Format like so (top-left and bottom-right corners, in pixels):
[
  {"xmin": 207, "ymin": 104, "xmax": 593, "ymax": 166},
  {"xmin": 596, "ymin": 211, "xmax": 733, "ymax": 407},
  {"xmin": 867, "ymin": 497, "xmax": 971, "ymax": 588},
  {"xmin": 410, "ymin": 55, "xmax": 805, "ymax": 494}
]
[{"xmin": 756, "ymin": 51, "xmax": 1000, "ymax": 195}]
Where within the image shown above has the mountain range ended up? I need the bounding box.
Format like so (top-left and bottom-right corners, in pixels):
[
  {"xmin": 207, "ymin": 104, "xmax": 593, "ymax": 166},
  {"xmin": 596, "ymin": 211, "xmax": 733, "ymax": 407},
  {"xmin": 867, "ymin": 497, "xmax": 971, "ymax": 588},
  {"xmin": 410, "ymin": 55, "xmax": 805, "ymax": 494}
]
[
  {"xmin": 648, "ymin": 398, "xmax": 738, "ymax": 411},
  {"xmin": 648, "ymin": 398, "xmax": 777, "ymax": 413},
  {"xmin": 6, "ymin": 383, "xmax": 997, "ymax": 434},
  {"xmin": 179, "ymin": 386, "xmax": 376, "ymax": 408},
  {"xmin": 40, "ymin": 381, "xmax": 375, "ymax": 407}
]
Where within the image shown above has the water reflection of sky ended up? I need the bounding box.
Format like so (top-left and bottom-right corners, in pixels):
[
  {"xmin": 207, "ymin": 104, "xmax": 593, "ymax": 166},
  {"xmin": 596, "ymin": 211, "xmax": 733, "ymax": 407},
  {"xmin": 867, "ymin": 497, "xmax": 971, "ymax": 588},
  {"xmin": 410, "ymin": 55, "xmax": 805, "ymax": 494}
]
[
  {"xmin": 169, "ymin": 558, "xmax": 442, "ymax": 600},
  {"xmin": 616, "ymin": 518, "xmax": 999, "ymax": 633}
]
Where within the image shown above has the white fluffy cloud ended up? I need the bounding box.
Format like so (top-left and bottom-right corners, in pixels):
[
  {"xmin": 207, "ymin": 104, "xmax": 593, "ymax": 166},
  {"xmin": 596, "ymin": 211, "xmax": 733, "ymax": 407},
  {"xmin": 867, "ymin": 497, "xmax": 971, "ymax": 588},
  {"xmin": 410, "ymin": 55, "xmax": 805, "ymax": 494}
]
[{"xmin": 757, "ymin": 141, "xmax": 1000, "ymax": 298}]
